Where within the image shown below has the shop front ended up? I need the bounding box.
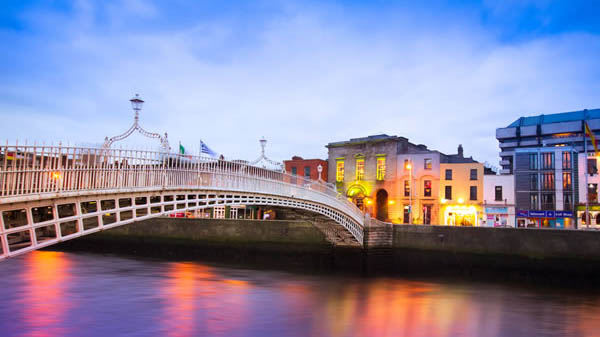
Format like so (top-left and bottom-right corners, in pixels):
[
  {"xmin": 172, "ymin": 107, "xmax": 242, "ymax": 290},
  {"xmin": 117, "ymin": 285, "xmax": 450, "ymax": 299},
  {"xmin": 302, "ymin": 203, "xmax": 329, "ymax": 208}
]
[
  {"xmin": 442, "ymin": 205, "xmax": 481, "ymax": 226},
  {"xmin": 576, "ymin": 205, "xmax": 600, "ymax": 228},
  {"xmin": 516, "ymin": 210, "xmax": 574, "ymax": 229},
  {"xmin": 483, "ymin": 206, "xmax": 514, "ymax": 227}
]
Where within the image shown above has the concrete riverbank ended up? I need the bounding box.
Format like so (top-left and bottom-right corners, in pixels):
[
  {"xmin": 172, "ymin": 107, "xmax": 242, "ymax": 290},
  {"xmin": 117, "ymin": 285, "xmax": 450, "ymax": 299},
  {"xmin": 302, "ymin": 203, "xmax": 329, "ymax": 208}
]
[{"xmin": 52, "ymin": 218, "xmax": 600, "ymax": 280}]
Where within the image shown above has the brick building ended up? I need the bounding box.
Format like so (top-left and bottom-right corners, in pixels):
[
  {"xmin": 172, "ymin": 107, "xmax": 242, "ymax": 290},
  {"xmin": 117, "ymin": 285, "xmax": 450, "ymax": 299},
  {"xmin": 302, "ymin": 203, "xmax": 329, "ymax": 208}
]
[{"xmin": 283, "ymin": 156, "xmax": 328, "ymax": 181}]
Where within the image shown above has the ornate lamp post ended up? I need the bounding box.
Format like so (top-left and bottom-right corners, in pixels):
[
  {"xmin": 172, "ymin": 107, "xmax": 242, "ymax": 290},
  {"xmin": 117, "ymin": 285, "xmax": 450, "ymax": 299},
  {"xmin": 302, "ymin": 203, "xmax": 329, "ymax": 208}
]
[
  {"xmin": 317, "ymin": 164, "xmax": 323, "ymax": 181},
  {"xmin": 103, "ymin": 94, "xmax": 171, "ymax": 152},
  {"xmin": 406, "ymin": 160, "xmax": 413, "ymax": 225},
  {"xmin": 251, "ymin": 137, "xmax": 284, "ymax": 172}
]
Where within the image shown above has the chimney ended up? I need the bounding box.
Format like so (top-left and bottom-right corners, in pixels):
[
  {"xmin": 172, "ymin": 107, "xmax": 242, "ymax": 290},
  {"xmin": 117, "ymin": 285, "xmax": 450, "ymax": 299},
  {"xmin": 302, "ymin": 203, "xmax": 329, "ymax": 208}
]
[{"xmin": 458, "ymin": 144, "xmax": 464, "ymax": 158}]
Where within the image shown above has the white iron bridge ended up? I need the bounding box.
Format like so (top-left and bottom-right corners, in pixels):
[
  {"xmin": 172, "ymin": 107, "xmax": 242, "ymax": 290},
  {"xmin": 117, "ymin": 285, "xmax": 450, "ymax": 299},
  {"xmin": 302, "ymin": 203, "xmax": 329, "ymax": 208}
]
[{"xmin": 0, "ymin": 142, "xmax": 365, "ymax": 260}]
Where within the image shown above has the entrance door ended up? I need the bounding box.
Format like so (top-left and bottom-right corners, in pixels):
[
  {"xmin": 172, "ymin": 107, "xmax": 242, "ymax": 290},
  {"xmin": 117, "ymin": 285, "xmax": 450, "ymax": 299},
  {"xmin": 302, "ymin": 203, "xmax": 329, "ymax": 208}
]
[{"xmin": 376, "ymin": 189, "xmax": 388, "ymax": 221}]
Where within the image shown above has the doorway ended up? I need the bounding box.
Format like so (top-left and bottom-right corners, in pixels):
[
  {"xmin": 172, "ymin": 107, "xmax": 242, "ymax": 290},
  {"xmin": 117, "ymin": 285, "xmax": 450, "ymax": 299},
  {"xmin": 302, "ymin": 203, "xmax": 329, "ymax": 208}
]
[{"xmin": 376, "ymin": 189, "xmax": 388, "ymax": 221}]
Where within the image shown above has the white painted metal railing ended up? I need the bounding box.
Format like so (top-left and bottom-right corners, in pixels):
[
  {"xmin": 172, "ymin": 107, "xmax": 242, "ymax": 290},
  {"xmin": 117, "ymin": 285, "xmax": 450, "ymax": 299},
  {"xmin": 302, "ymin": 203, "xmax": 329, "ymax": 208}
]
[{"xmin": 0, "ymin": 142, "xmax": 365, "ymax": 257}]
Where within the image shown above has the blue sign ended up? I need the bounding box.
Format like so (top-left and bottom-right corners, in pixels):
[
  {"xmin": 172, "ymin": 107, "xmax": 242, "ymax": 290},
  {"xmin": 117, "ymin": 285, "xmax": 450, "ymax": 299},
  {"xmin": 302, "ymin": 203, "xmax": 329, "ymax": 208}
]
[
  {"xmin": 555, "ymin": 211, "xmax": 574, "ymax": 217},
  {"xmin": 516, "ymin": 210, "xmax": 574, "ymax": 218},
  {"xmin": 516, "ymin": 210, "xmax": 528, "ymax": 217}
]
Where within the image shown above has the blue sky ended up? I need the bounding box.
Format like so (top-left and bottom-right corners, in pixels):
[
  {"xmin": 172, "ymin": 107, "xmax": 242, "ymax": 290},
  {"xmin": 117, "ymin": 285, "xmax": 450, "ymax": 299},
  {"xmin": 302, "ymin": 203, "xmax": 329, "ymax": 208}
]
[{"xmin": 1, "ymin": 0, "xmax": 599, "ymax": 166}]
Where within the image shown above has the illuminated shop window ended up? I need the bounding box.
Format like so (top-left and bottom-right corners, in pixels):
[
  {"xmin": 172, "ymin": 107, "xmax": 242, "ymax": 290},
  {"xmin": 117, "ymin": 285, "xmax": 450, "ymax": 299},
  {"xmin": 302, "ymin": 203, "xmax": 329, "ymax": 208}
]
[
  {"xmin": 356, "ymin": 159, "xmax": 365, "ymax": 181},
  {"xmin": 376, "ymin": 157, "xmax": 386, "ymax": 181},
  {"xmin": 336, "ymin": 161, "xmax": 344, "ymax": 182}
]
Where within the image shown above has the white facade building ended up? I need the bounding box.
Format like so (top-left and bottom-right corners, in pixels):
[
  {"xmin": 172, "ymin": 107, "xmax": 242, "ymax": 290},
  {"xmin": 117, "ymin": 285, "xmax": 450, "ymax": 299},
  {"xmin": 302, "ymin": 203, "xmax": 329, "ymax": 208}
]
[{"xmin": 483, "ymin": 174, "xmax": 515, "ymax": 227}]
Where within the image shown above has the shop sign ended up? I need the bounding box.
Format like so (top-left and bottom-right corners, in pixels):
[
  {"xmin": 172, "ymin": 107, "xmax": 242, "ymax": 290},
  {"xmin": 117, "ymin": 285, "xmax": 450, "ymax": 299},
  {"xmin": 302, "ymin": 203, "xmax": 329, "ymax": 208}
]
[
  {"xmin": 516, "ymin": 210, "xmax": 574, "ymax": 218},
  {"xmin": 555, "ymin": 211, "xmax": 573, "ymax": 217},
  {"xmin": 485, "ymin": 207, "xmax": 508, "ymax": 214},
  {"xmin": 529, "ymin": 210, "xmax": 546, "ymax": 217},
  {"xmin": 516, "ymin": 210, "xmax": 528, "ymax": 217},
  {"xmin": 576, "ymin": 205, "xmax": 600, "ymax": 211}
]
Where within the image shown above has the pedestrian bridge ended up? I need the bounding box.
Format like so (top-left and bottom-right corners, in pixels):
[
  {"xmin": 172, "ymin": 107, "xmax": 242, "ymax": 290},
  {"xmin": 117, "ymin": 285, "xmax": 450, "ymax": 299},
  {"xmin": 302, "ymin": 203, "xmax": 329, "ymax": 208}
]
[{"xmin": 0, "ymin": 143, "xmax": 365, "ymax": 260}]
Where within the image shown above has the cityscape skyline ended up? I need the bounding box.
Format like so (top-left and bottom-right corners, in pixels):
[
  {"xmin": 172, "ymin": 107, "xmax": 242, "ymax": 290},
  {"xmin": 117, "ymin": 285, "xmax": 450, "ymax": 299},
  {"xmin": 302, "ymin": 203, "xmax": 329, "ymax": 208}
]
[{"xmin": 1, "ymin": 1, "xmax": 599, "ymax": 165}]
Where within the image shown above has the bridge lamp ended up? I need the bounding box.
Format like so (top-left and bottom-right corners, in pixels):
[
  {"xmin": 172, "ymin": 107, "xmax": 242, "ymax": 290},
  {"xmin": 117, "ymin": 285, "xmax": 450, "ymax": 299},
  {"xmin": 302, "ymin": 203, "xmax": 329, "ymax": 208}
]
[
  {"xmin": 317, "ymin": 164, "xmax": 323, "ymax": 181},
  {"xmin": 130, "ymin": 94, "xmax": 144, "ymax": 112}
]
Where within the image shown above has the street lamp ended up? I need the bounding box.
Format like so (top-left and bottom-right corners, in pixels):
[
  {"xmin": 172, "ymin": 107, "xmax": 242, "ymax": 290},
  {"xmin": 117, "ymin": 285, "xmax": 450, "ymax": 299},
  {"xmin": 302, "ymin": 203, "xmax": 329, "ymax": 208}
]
[
  {"xmin": 317, "ymin": 164, "xmax": 323, "ymax": 181},
  {"xmin": 405, "ymin": 160, "xmax": 413, "ymax": 224}
]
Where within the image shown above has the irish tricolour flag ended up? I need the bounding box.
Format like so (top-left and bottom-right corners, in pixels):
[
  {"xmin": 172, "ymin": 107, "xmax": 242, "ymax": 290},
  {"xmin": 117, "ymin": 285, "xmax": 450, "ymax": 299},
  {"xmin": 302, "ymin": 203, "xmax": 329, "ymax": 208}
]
[{"xmin": 585, "ymin": 121, "xmax": 599, "ymax": 155}]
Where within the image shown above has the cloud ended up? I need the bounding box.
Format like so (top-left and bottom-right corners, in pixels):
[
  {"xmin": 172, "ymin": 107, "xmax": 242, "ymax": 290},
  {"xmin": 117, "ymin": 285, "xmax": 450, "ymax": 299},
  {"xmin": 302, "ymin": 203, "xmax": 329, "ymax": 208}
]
[{"xmin": 1, "ymin": 1, "xmax": 599, "ymax": 166}]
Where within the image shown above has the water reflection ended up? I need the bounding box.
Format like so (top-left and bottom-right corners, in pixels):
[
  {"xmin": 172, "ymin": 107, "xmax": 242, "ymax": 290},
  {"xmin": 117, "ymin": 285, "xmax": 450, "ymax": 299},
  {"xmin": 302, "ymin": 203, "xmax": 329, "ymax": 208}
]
[
  {"xmin": 21, "ymin": 251, "xmax": 71, "ymax": 337},
  {"xmin": 1, "ymin": 251, "xmax": 600, "ymax": 337}
]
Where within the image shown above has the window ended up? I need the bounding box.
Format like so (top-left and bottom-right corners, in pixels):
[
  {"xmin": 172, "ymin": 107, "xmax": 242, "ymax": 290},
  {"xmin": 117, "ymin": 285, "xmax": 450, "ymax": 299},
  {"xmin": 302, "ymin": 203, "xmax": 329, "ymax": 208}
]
[
  {"xmin": 424, "ymin": 180, "xmax": 432, "ymax": 197},
  {"xmin": 376, "ymin": 157, "xmax": 386, "ymax": 181},
  {"xmin": 356, "ymin": 159, "xmax": 365, "ymax": 180},
  {"xmin": 444, "ymin": 186, "xmax": 452, "ymax": 200},
  {"xmin": 445, "ymin": 169, "xmax": 452, "ymax": 180},
  {"xmin": 336, "ymin": 161, "xmax": 344, "ymax": 182},
  {"xmin": 530, "ymin": 193, "xmax": 539, "ymax": 210},
  {"xmin": 291, "ymin": 167, "xmax": 297, "ymax": 175},
  {"xmin": 470, "ymin": 169, "xmax": 477, "ymax": 180},
  {"xmin": 404, "ymin": 180, "xmax": 410, "ymax": 197},
  {"xmin": 529, "ymin": 154, "xmax": 538, "ymax": 170},
  {"xmin": 563, "ymin": 172, "xmax": 572, "ymax": 190},
  {"xmin": 564, "ymin": 193, "xmax": 573, "ymax": 211},
  {"xmin": 589, "ymin": 183, "xmax": 598, "ymax": 203},
  {"xmin": 530, "ymin": 173, "xmax": 538, "ymax": 190},
  {"xmin": 470, "ymin": 186, "xmax": 477, "ymax": 201},
  {"xmin": 562, "ymin": 152, "xmax": 572, "ymax": 170},
  {"xmin": 541, "ymin": 193, "xmax": 555, "ymax": 210},
  {"xmin": 541, "ymin": 152, "xmax": 554, "ymax": 169},
  {"xmin": 304, "ymin": 166, "xmax": 310, "ymax": 179},
  {"xmin": 541, "ymin": 172, "xmax": 554, "ymax": 190},
  {"xmin": 424, "ymin": 158, "xmax": 432, "ymax": 170},
  {"xmin": 588, "ymin": 158, "xmax": 598, "ymax": 175},
  {"xmin": 495, "ymin": 186, "xmax": 502, "ymax": 201}
]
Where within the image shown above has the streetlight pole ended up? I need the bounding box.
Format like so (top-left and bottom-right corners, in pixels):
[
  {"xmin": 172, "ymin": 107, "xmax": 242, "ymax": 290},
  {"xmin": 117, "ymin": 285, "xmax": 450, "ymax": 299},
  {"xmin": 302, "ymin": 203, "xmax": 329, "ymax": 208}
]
[{"xmin": 407, "ymin": 159, "xmax": 413, "ymax": 225}]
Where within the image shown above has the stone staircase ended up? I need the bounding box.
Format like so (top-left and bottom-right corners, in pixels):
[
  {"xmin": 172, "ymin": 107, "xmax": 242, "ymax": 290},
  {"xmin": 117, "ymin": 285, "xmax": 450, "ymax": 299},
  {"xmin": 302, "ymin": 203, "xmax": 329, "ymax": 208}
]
[
  {"xmin": 364, "ymin": 217, "xmax": 394, "ymax": 272},
  {"xmin": 271, "ymin": 207, "xmax": 361, "ymax": 247}
]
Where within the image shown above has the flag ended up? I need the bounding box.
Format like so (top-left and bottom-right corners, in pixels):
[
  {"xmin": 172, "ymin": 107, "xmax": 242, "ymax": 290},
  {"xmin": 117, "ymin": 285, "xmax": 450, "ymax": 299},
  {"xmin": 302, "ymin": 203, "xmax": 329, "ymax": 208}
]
[
  {"xmin": 179, "ymin": 143, "xmax": 186, "ymax": 155},
  {"xmin": 200, "ymin": 140, "xmax": 217, "ymax": 157},
  {"xmin": 585, "ymin": 121, "xmax": 599, "ymax": 154}
]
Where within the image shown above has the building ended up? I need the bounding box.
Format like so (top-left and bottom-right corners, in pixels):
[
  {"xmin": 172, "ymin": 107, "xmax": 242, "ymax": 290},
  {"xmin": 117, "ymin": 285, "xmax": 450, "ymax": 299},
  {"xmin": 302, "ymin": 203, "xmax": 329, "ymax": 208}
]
[
  {"xmin": 283, "ymin": 156, "xmax": 328, "ymax": 181},
  {"xmin": 494, "ymin": 109, "xmax": 600, "ymax": 228},
  {"xmin": 327, "ymin": 134, "xmax": 484, "ymax": 225},
  {"xmin": 483, "ymin": 173, "xmax": 515, "ymax": 227},
  {"xmin": 438, "ymin": 146, "xmax": 484, "ymax": 226},
  {"xmin": 326, "ymin": 135, "xmax": 417, "ymax": 222}
]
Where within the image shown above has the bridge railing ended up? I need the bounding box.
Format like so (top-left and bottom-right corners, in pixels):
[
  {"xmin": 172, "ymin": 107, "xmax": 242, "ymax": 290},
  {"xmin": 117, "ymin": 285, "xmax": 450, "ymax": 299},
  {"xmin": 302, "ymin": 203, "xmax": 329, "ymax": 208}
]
[{"xmin": 0, "ymin": 142, "xmax": 363, "ymax": 224}]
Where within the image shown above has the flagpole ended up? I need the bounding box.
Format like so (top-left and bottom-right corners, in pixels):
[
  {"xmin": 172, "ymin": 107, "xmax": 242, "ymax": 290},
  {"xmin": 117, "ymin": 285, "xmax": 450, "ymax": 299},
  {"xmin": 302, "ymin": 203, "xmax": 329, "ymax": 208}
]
[{"xmin": 585, "ymin": 122, "xmax": 590, "ymax": 229}]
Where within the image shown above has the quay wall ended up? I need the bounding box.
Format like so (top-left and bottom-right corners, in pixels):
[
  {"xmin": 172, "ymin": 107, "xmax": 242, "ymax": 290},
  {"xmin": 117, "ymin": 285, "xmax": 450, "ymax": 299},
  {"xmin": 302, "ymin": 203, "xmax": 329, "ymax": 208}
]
[
  {"xmin": 54, "ymin": 218, "xmax": 362, "ymax": 271},
  {"xmin": 53, "ymin": 218, "xmax": 600, "ymax": 278}
]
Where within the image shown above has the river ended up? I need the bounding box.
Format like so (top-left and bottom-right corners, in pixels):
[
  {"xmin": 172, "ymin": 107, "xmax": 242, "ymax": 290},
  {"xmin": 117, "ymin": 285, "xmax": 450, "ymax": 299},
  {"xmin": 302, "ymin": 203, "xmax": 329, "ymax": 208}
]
[{"xmin": 1, "ymin": 251, "xmax": 599, "ymax": 337}]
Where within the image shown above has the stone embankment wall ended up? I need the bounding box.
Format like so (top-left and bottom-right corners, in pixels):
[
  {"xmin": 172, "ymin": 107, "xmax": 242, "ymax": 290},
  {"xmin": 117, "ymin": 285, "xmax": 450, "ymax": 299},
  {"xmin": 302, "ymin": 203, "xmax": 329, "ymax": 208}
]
[{"xmin": 54, "ymin": 218, "xmax": 363, "ymax": 271}]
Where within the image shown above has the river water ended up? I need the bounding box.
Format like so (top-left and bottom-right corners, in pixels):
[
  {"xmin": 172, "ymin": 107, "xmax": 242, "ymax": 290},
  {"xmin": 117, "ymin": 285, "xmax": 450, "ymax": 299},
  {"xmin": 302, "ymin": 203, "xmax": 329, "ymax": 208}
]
[{"xmin": 1, "ymin": 251, "xmax": 600, "ymax": 337}]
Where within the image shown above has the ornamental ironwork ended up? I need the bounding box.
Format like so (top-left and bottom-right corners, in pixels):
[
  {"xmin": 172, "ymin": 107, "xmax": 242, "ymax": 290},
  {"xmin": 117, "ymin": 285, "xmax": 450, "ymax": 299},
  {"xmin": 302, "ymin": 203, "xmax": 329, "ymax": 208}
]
[{"xmin": 102, "ymin": 94, "xmax": 171, "ymax": 152}]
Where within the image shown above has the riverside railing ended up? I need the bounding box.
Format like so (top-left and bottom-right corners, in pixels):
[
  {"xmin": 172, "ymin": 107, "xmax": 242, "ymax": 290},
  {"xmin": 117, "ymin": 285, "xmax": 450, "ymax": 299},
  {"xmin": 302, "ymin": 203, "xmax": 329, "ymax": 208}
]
[{"xmin": 0, "ymin": 142, "xmax": 364, "ymax": 227}]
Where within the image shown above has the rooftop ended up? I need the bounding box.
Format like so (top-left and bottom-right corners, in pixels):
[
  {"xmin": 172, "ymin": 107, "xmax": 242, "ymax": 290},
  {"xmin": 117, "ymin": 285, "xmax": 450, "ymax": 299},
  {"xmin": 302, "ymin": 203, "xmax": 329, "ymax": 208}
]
[
  {"xmin": 507, "ymin": 108, "xmax": 600, "ymax": 127},
  {"xmin": 326, "ymin": 134, "xmax": 406, "ymax": 147}
]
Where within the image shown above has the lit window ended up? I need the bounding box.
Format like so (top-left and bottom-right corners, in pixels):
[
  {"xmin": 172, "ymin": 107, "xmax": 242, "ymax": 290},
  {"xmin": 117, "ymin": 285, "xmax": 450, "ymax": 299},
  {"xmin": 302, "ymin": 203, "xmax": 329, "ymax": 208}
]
[
  {"xmin": 356, "ymin": 159, "xmax": 365, "ymax": 181},
  {"xmin": 563, "ymin": 172, "xmax": 572, "ymax": 190},
  {"xmin": 541, "ymin": 153, "xmax": 554, "ymax": 169},
  {"xmin": 424, "ymin": 158, "xmax": 432, "ymax": 170},
  {"xmin": 404, "ymin": 180, "xmax": 410, "ymax": 197},
  {"xmin": 424, "ymin": 180, "xmax": 432, "ymax": 197},
  {"xmin": 336, "ymin": 161, "xmax": 344, "ymax": 182},
  {"xmin": 562, "ymin": 152, "xmax": 572, "ymax": 170},
  {"xmin": 376, "ymin": 157, "xmax": 386, "ymax": 181}
]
